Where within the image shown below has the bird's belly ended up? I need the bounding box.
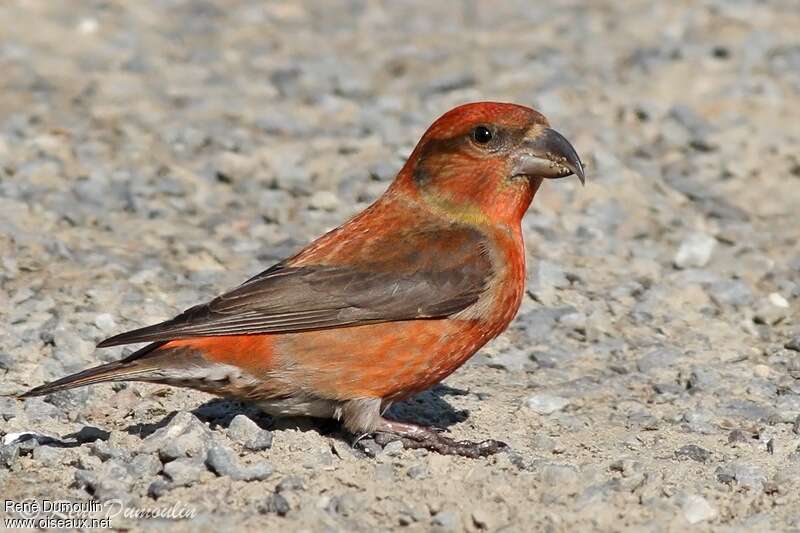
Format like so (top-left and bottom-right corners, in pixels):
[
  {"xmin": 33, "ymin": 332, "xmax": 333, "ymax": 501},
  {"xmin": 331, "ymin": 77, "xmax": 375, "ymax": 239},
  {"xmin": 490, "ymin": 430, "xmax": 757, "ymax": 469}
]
[
  {"xmin": 272, "ymin": 319, "xmax": 494, "ymax": 400},
  {"xmin": 173, "ymin": 317, "xmax": 507, "ymax": 402}
]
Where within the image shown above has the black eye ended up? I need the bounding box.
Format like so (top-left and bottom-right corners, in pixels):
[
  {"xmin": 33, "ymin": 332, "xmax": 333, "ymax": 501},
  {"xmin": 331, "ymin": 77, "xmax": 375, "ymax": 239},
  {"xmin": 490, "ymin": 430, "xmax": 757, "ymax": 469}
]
[{"xmin": 472, "ymin": 125, "xmax": 493, "ymax": 144}]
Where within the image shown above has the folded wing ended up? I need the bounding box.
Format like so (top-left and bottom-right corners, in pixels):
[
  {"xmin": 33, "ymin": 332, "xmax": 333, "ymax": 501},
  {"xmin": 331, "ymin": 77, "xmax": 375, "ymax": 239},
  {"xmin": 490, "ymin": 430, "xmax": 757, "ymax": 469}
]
[{"xmin": 98, "ymin": 226, "xmax": 493, "ymax": 347}]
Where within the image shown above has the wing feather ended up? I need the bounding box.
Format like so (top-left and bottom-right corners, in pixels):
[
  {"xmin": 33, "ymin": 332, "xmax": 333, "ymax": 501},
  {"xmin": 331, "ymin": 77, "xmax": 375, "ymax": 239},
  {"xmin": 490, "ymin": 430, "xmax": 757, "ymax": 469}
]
[{"xmin": 98, "ymin": 226, "xmax": 493, "ymax": 347}]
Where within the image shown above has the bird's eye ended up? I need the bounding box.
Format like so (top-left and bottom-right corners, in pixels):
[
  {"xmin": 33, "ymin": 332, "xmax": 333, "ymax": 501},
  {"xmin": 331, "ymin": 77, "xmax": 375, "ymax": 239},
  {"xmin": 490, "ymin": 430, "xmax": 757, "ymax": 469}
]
[{"xmin": 472, "ymin": 125, "xmax": 493, "ymax": 144}]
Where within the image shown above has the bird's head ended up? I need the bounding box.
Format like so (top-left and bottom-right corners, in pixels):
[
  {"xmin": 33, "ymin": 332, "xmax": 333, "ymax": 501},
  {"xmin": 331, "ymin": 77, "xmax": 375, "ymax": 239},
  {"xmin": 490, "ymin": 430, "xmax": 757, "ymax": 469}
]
[{"xmin": 394, "ymin": 102, "xmax": 584, "ymax": 226}]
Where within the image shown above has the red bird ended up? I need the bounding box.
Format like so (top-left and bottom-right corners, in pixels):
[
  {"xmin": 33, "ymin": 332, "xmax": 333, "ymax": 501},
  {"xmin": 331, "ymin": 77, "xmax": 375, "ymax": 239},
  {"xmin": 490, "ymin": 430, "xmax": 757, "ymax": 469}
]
[{"xmin": 22, "ymin": 102, "xmax": 584, "ymax": 457}]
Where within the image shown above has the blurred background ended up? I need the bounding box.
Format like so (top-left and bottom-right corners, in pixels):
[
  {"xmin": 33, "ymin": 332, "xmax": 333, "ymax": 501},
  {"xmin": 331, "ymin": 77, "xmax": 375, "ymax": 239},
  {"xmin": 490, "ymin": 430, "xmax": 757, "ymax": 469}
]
[{"xmin": 1, "ymin": 1, "xmax": 799, "ymax": 530}]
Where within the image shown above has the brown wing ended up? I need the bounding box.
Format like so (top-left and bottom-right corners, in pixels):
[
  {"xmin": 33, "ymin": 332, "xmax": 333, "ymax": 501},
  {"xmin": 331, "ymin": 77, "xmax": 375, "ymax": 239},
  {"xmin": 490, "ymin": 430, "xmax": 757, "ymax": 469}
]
[{"xmin": 97, "ymin": 226, "xmax": 493, "ymax": 347}]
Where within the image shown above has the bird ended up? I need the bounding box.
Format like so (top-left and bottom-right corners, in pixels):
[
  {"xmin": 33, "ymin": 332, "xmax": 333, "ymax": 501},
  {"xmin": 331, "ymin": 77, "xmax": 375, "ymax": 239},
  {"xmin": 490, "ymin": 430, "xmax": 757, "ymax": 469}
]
[{"xmin": 21, "ymin": 102, "xmax": 584, "ymax": 457}]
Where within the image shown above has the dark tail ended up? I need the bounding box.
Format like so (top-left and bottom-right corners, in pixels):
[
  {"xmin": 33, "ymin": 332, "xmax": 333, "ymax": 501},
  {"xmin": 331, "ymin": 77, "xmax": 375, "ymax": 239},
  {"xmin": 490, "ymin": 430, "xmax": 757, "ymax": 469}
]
[{"xmin": 18, "ymin": 342, "xmax": 167, "ymax": 398}]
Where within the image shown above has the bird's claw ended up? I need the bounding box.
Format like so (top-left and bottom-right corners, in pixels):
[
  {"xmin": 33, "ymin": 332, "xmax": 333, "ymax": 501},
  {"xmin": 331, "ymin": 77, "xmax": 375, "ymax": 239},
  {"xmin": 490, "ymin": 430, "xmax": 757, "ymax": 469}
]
[
  {"xmin": 400, "ymin": 435, "xmax": 509, "ymax": 458},
  {"xmin": 374, "ymin": 431, "xmax": 508, "ymax": 458}
]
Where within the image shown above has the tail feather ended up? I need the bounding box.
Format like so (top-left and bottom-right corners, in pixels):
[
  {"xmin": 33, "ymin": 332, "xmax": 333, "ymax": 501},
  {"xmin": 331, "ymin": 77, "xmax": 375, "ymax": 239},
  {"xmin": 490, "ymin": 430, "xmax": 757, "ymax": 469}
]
[
  {"xmin": 19, "ymin": 361, "xmax": 152, "ymax": 398},
  {"xmin": 18, "ymin": 342, "xmax": 168, "ymax": 398}
]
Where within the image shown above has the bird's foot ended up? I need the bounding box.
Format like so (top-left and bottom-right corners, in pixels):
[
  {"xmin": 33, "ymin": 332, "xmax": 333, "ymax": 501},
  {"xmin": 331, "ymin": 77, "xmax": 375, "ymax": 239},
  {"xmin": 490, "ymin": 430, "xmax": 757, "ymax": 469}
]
[{"xmin": 373, "ymin": 418, "xmax": 507, "ymax": 458}]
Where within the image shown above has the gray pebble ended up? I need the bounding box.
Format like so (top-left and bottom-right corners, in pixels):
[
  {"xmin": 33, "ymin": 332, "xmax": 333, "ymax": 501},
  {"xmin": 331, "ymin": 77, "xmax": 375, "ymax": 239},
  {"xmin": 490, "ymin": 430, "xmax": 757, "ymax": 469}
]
[
  {"xmin": 675, "ymin": 444, "xmax": 711, "ymax": 462},
  {"xmin": 719, "ymin": 399, "xmax": 776, "ymax": 423},
  {"xmin": 382, "ymin": 440, "xmax": 404, "ymax": 457},
  {"xmin": 526, "ymin": 394, "xmax": 570, "ymax": 415},
  {"xmin": 374, "ymin": 463, "xmax": 394, "ymax": 481},
  {"xmin": 529, "ymin": 346, "xmax": 575, "ymax": 369},
  {"xmin": 23, "ymin": 398, "xmax": 64, "ymax": 422},
  {"xmin": 140, "ymin": 411, "xmax": 212, "ymax": 462},
  {"xmin": 717, "ymin": 463, "xmax": 766, "ymax": 490},
  {"xmin": 735, "ymin": 464, "xmax": 767, "ymax": 490},
  {"xmin": 786, "ymin": 336, "xmax": 800, "ymax": 353},
  {"xmin": 728, "ymin": 429, "xmax": 751, "ymax": 444},
  {"xmin": 163, "ymin": 457, "xmax": 207, "ymax": 487},
  {"xmin": 0, "ymin": 397, "xmax": 18, "ymax": 421},
  {"xmin": 74, "ymin": 459, "xmax": 133, "ymax": 501},
  {"xmin": 754, "ymin": 298, "xmax": 790, "ymax": 326},
  {"xmin": 627, "ymin": 411, "xmax": 660, "ymax": 430},
  {"xmin": 93, "ymin": 313, "xmax": 117, "ymax": 333},
  {"xmin": 32, "ymin": 445, "xmax": 65, "ymax": 466},
  {"xmin": 357, "ymin": 438, "xmax": 383, "ymax": 457},
  {"xmin": 0, "ymin": 444, "xmax": 20, "ymax": 469},
  {"xmin": 258, "ymin": 493, "xmax": 290, "ymax": 516},
  {"xmin": 308, "ymin": 190, "xmax": 341, "ymax": 211},
  {"xmin": 227, "ymin": 414, "xmax": 273, "ymax": 451},
  {"xmin": 682, "ymin": 409, "xmax": 717, "ymax": 434},
  {"xmin": 558, "ymin": 311, "xmax": 587, "ymax": 331},
  {"xmin": 668, "ymin": 104, "xmax": 711, "ymax": 138},
  {"xmin": 541, "ymin": 463, "xmax": 580, "ymax": 489},
  {"xmin": 326, "ymin": 493, "xmax": 361, "ymax": 517},
  {"xmin": 686, "ymin": 368, "xmax": 719, "ymax": 392},
  {"xmin": 609, "ymin": 458, "xmax": 642, "ymax": 476},
  {"xmin": 528, "ymin": 262, "xmax": 571, "ymax": 302},
  {"xmin": 76, "ymin": 451, "xmax": 103, "ymax": 471},
  {"xmin": 407, "ymin": 464, "xmax": 429, "ymax": 479},
  {"xmin": 206, "ymin": 444, "xmax": 273, "ymax": 482},
  {"xmin": 431, "ymin": 510, "xmax": 460, "ymax": 530},
  {"xmin": 673, "ymin": 233, "xmax": 716, "ymax": 269},
  {"xmin": 532, "ymin": 434, "xmax": 558, "ymax": 453},
  {"xmin": 51, "ymin": 322, "xmax": 94, "ymax": 363},
  {"xmin": 276, "ymin": 475, "xmax": 305, "ymax": 493},
  {"xmin": 89, "ymin": 440, "xmax": 128, "ymax": 462},
  {"xmin": 127, "ymin": 453, "xmax": 162, "ymax": 477},
  {"xmin": 243, "ymin": 431, "xmax": 274, "ymax": 451},
  {"xmin": 654, "ymin": 382, "xmax": 684, "ymax": 396},
  {"xmin": 681, "ymin": 494, "xmax": 718, "ymax": 524},
  {"xmin": 709, "ymin": 279, "xmax": 753, "ymax": 307},
  {"xmin": 472, "ymin": 508, "xmax": 492, "ymax": 530},
  {"xmin": 398, "ymin": 501, "xmax": 427, "ymax": 525},
  {"xmin": 576, "ymin": 481, "xmax": 615, "ymax": 506},
  {"xmin": 148, "ymin": 479, "xmax": 171, "ymax": 499},
  {"xmin": 205, "ymin": 444, "xmax": 238, "ymax": 476},
  {"xmin": 513, "ymin": 306, "xmax": 575, "ymax": 345},
  {"xmin": 637, "ymin": 346, "xmax": 682, "ymax": 373}
]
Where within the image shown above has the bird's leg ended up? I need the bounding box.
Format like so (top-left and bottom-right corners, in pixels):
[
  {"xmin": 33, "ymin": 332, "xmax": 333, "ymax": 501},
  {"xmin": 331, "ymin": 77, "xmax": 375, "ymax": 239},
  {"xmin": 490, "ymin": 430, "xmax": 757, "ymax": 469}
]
[{"xmin": 372, "ymin": 418, "xmax": 508, "ymax": 458}]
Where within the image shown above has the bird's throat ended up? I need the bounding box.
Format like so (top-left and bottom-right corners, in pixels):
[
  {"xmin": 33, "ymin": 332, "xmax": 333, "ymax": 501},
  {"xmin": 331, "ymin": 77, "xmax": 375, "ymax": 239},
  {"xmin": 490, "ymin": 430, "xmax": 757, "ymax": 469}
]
[{"xmin": 419, "ymin": 190, "xmax": 492, "ymax": 226}]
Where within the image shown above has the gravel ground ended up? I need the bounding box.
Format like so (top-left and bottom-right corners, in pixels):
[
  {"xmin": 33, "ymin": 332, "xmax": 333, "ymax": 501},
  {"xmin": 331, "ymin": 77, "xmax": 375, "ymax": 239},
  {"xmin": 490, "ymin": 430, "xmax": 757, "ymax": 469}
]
[{"xmin": 1, "ymin": 1, "xmax": 799, "ymax": 531}]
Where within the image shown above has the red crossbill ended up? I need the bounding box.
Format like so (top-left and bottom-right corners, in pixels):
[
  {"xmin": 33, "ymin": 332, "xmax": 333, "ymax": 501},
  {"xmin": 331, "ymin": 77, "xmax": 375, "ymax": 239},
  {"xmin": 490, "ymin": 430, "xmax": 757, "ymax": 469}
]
[{"xmin": 22, "ymin": 102, "xmax": 584, "ymax": 457}]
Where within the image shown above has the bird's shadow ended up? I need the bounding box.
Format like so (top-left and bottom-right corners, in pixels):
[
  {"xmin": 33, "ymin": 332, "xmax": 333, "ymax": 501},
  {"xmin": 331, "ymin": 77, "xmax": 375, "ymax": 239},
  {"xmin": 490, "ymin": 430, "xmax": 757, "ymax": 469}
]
[
  {"xmin": 122, "ymin": 384, "xmax": 471, "ymax": 441},
  {"xmin": 384, "ymin": 384, "xmax": 470, "ymax": 429}
]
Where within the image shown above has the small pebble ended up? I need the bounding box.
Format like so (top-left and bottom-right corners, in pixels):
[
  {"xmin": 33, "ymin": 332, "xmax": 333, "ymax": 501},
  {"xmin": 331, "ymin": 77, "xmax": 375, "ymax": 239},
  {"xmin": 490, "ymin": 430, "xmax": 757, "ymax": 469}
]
[
  {"xmin": 674, "ymin": 233, "xmax": 716, "ymax": 269},
  {"xmin": 785, "ymin": 336, "xmax": 800, "ymax": 353},
  {"xmin": 682, "ymin": 494, "xmax": 718, "ymax": 524},
  {"xmin": 675, "ymin": 444, "xmax": 711, "ymax": 463},
  {"xmin": 227, "ymin": 414, "xmax": 273, "ymax": 451},
  {"xmin": 525, "ymin": 394, "xmax": 570, "ymax": 415},
  {"xmin": 431, "ymin": 510, "xmax": 459, "ymax": 530},
  {"xmin": 276, "ymin": 476, "xmax": 305, "ymax": 493},
  {"xmin": 206, "ymin": 444, "xmax": 273, "ymax": 482},
  {"xmin": 382, "ymin": 440, "xmax": 404, "ymax": 457},
  {"xmin": 728, "ymin": 429, "xmax": 750, "ymax": 444},
  {"xmin": 258, "ymin": 493, "xmax": 290, "ymax": 516},
  {"xmin": 768, "ymin": 293, "xmax": 789, "ymax": 308},
  {"xmin": 163, "ymin": 457, "xmax": 207, "ymax": 487}
]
